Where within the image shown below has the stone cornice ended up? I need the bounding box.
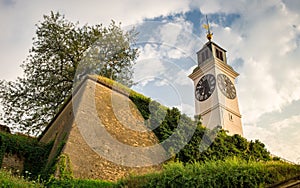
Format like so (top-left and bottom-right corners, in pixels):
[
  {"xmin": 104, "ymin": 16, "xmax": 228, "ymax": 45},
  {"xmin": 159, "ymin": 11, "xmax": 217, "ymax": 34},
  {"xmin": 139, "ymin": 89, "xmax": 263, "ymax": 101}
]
[
  {"xmin": 199, "ymin": 103, "xmax": 242, "ymax": 118},
  {"xmin": 188, "ymin": 60, "xmax": 215, "ymax": 80},
  {"xmin": 215, "ymin": 60, "xmax": 239, "ymax": 78},
  {"xmin": 188, "ymin": 60, "xmax": 239, "ymax": 80}
]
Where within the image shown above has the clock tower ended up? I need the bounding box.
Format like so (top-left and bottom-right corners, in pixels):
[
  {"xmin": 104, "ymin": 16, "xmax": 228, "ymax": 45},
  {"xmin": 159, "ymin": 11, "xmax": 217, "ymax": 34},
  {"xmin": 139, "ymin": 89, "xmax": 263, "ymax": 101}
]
[{"xmin": 188, "ymin": 22, "xmax": 243, "ymax": 136}]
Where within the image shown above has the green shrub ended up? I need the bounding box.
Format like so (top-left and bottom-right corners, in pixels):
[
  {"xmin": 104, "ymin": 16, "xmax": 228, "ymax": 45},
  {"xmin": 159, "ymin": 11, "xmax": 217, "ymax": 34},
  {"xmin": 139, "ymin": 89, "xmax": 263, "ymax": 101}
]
[
  {"xmin": 0, "ymin": 132, "xmax": 52, "ymax": 180},
  {"xmin": 118, "ymin": 158, "xmax": 300, "ymax": 188}
]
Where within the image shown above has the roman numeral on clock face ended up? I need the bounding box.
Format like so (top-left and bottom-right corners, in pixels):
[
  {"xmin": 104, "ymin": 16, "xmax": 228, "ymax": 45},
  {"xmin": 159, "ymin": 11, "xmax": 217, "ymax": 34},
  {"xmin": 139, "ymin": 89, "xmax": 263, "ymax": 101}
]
[
  {"xmin": 217, "ymin": 74, "xmax": 236, "ymax": 99},
  {"xmin": 195, "ymin": 74, "xmax": 216, "ymax": 101}
]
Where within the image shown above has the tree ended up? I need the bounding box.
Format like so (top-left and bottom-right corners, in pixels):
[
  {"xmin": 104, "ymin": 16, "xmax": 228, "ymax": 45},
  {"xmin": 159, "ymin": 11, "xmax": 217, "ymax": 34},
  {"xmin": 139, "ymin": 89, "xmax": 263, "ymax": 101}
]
[
  {"xmin": 176, "ymin": 127, "xmax": 271, "ymax": 163},
  {"xmin": 0, "ymin": 11, "xmax": 138, "ymax": 135},
  {"xmin": 247, "ymin": 139, "xmax": 271, "ymax": 161}
]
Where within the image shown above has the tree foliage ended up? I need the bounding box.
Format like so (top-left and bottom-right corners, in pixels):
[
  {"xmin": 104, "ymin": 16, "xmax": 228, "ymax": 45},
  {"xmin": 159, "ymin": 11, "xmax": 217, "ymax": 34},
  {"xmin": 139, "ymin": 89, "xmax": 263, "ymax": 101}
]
[
  {"xmin": 0, "ymin": 11, "xmax": 138, "ymax": 135},
  {"xmin": 127, "ymin": 89, "xmax": 271, "ymax": 163},
  {"xmin": 177, "ymin": 127, "xmax": 271, "ymax": 163}
]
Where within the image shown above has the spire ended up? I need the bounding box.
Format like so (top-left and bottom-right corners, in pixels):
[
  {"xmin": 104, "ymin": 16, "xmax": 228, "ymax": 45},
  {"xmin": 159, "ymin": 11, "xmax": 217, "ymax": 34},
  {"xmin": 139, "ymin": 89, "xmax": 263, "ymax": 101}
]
[{"xmin": 202, "ymin": 15, "xmax": 213, "ymax": 41}]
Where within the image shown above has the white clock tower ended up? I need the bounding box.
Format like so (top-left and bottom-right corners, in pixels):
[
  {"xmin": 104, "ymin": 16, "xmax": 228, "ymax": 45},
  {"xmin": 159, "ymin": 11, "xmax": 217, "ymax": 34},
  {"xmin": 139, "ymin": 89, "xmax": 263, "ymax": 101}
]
[{"xmin": 188, "ymin": 22, "xmax": 243, "ymax": 136}]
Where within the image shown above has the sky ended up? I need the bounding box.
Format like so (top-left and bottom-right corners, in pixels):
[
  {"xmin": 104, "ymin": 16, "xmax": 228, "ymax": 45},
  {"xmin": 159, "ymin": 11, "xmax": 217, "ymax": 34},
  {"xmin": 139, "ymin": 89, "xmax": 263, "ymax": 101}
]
[{"xmin": 0, "ymin": 0, "xmax": 300, "ymax": 163}]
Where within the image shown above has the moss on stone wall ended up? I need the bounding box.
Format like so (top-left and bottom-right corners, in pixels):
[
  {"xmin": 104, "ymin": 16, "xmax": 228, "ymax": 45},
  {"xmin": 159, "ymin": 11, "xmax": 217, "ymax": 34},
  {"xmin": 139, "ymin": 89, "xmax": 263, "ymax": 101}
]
[
  {"xmin": 55, "ymin": 154, "xmax": 73, "ymax": 180},
  {"xmin": 0, "ymin": 132, "xmax": 53, "ymax": 179}
]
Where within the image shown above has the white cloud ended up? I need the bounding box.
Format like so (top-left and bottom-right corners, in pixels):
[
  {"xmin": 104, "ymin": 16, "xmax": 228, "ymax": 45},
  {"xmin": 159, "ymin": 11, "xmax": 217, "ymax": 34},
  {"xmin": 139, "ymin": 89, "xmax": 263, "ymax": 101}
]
[
  {"xmin": 175, "ymin": 103, "xmax": 195, "ymax": 117},
  {"xmin": 133, "ymin": 17, "xmax": 199, "ymax": 91},
  {"xmin": 283, "ymin": 0, "xmax": 300, "ymax": 14},
  {"xmin": 271, "ymin": 115, "xmax": 300, "ymax": 132},
  {"xmin": 159, "ymin": 23, "xmax": 182, "ymax": 48},
  {"xmin": 238, "ymin": 58, "xmax": 283, "ymax": 124},
  {"xmin": 237, "ymin": 2, "xmax": 300, "ymax": 123},
  {"xmin": 244, "ymin": 114, "xmax": 300, "ymax": 163},
  {"xmin": 132, "ymin": 19, "xmax": 198, "ymax": 117},
  {"xmin": 137, "ymin": 43, "xmax": 161, "ymax": 61},
  {"xmin": 153, "ymin": 78, "xmax": 169, "ymax": 87},
  {"xmin": 173, "ymin": 69, "xmax": 192, "ymax": 86},
  {"xmin": 190, "ymin": 0, "xmax": 251, "ymax": 14},
  {"xmin": 156, "ymin": 17, "xmax": 200, "ymax": 59},
  {"xmin": 133, "ymin": 59, "xmax": 166, "ymax": 86},
  {"xmin": 184, "ymin": 103, "xmax": 195, "ymax": 117},
  {"xmin": 0, "ymin": 0, "xmax": 190, "ymax": 81}
]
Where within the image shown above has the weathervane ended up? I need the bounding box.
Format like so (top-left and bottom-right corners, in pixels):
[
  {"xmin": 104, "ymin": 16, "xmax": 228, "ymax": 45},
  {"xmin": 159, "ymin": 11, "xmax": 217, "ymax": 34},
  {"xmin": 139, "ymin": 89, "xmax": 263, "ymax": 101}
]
[{"xmin": 202, "ymin": 15, "xmax": 213, "ymax": 41}]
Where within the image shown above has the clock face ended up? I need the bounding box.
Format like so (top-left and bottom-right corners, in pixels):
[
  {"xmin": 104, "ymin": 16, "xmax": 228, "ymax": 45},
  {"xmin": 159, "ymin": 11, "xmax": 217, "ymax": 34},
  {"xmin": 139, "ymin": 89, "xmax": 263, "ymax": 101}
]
[
  {"xmin": 217, "ymin": 74, "xmax": 236, "ymax": 99},
  {"xmin": 195, "ymin": 74, "xmax": 216, "ymax": 101}
]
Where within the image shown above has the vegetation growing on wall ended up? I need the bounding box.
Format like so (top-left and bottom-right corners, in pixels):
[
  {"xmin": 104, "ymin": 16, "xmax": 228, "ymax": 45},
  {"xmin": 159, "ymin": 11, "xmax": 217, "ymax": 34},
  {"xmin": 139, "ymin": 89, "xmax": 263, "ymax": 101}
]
[
  {"xmin": 92, "ymin": 75, "xmax": 272, "ymax": 163},
  {"xmin": 0, "ymin": 132, "xmax": 52, "ymax": 180},
  {"xmin": 55, "ymin": 154, "xmax": 73, "ymax": 180}
]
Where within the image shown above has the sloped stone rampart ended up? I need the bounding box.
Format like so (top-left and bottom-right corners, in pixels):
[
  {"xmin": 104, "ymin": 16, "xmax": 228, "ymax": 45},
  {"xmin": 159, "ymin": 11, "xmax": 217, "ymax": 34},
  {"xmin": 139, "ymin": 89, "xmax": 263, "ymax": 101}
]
[{"xmin": 40, "ymin": 78, "xmax": 162, "ymax": 181}]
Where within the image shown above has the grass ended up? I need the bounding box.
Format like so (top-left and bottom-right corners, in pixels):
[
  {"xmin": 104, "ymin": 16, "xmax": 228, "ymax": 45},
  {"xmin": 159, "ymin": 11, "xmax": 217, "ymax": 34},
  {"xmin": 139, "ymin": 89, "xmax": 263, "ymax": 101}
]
[
  {"xmin": 46, "ymin": 179, "xmax": 114, "ymax": 188},
  {"xmin": 1, "ymin": 158, "xmax": 300, "ymax": 187},
  {"xmin": 117, "ymin": 158, "xmax": 300, "ymax": 188},
  {"xmin": 0, "ymin": 169, "xmax": 43, "ymax": 188},
  {"xmin": 0, "ymin": 169, "xmax": 114, "ymax": 188}
]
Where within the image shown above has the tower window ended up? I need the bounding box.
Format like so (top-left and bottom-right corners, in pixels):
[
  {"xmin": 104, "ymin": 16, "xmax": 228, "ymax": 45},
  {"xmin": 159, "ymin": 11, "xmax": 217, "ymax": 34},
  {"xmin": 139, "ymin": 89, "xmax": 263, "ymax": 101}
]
[
  {"xmin": 229, "ymin": 113, "xmax": 233, "ymax": 121},
  {"xmin": 215, "ymin": 48, "xmax": 224, "ymax": 61},
  {"xmin": 201, "ymin": 49, "xmax": 210, "ymax": 62}
]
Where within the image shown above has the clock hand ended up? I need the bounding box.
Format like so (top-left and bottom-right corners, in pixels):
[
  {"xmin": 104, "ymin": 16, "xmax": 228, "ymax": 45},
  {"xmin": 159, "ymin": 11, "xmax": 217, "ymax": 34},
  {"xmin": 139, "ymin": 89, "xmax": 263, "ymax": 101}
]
[{"xmin": 202, "ymin": 87, "xmax": 205, "ymax": 95}]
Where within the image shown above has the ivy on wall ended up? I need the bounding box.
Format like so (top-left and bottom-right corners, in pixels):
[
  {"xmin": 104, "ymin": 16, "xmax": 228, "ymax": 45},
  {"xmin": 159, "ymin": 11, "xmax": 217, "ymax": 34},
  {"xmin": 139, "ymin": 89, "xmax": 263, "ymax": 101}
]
[
  {"xmin": 0, "ymin": 132, "xmax": 52, "ymax": 179},
  {"xmin": 93, "ymin": 76, "xmax": 272, "ymax": 163}
]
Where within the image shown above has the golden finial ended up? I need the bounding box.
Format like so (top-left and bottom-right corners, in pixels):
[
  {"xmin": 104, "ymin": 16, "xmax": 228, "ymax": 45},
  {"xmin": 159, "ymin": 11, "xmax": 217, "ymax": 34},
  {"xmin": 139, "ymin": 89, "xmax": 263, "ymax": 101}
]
[{"xmin": 202, "ymin": 15, "xmax": 213, "ymax": 41}]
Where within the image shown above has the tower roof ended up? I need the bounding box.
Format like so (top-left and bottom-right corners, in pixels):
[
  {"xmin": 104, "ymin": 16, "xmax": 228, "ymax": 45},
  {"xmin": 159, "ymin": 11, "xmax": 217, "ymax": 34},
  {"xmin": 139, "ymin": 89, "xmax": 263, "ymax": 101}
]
[{"xmin": 203, "ymin": 41, "xmax": 227, "ymax": 52}]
